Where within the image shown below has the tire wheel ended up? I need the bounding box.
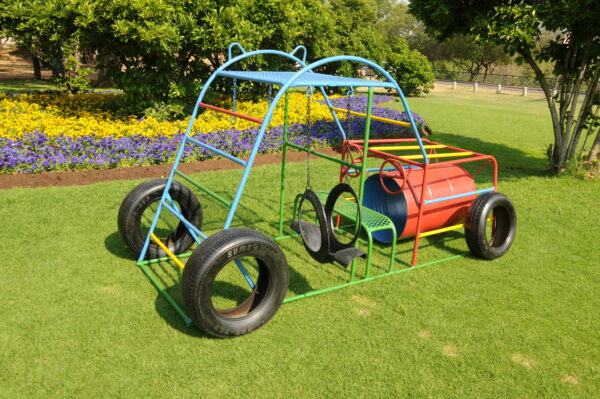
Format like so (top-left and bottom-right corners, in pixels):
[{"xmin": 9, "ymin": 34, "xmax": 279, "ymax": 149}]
[
  {"xmin": 182, "ymin": 228, "xmax": 288, "ymax": 338},
  {"xmin": 118, "ymin": 179, "xmax": 202, "ymax": 259},
  {"xmin": 465, "ymin": 192, "xmax": 516, "ymax": 260}
]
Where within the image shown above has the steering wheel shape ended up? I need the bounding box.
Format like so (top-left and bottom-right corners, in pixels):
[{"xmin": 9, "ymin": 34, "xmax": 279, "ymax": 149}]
[
  {"xmin": 342, "ymin": 142, "xmax": 364, "ymax": 178},
  {"xmin": 379, "ymin": 158, "xmax": 407, "ymax": 195}
]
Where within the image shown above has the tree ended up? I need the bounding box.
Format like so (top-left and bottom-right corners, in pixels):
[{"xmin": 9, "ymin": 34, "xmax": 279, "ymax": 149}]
[
  {"xmin": 384, "ymin": 38, "xmax": 435, "ymax": 96},
  {"xmin": 417, "ymin": 34, "xmax": 510, "ymax": 82},
  {"xmin": 409, "ymin": 0, "xmax": 600, "ymax": 174},
  {"xmin": 0, "ymin": 0, "xmax": 92, "ymax": 89}
]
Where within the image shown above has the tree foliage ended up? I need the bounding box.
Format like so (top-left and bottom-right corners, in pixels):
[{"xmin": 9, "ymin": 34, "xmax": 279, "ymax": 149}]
[
  {"xmin": 1, "ymin": 0, "xmax": 436, "ymax": 118},
  {"xmin": 410, "ymin": 0, "xmax": 600, "ymax": 174},
  {"xmin": 384, "ymin": 39, "xmax": 435, "ymax": 96}
]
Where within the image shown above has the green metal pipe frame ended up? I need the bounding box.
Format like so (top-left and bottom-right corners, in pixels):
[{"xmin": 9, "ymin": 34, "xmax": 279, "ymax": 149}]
[
  {"xmin": 282, "ymin": 253, "xmax": 468, "ymax": 304},
  {"xmin": 286, "ymin": 142, "xmax": 357, "ymax": 167},
  {"xmin": 137, "ymin": 248, "xmax": 467, "ymax": 325},
  {"xmin": 139, "ymin": 87, "xmax": 465, "ymax": 327},
  {"xmin": 175, "ymin": 169, "xmax": 232, "ymax": 207},
  {"xmin": 137, "ymin": 262, "xmax": 193, "ymax": 326}
]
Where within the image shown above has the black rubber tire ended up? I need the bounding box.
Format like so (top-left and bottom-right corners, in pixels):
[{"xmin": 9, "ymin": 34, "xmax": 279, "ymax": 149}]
[
  {"xmin": 117, "ymin": 179, "xmax": 202, "ymax": 259},
  {"xmin": 324, "ymin": 183, "xmax": 362, "ymax": 252},
  {"xmin": 182, "ymin": 228, "xmax": 289, "ymax": 338},
  {"xmin": 297, "ymin": 189, "xmax": 331, "ymax": 263},
  {"xmin": 465, "ymin": 192, "xmax": 516, "ymax": 260}
]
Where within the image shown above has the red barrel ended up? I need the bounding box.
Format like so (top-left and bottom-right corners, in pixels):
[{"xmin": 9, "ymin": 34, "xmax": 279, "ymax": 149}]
[{"xmin": 362, "ymin": 165, "xmax": 476, "ymax": 242}]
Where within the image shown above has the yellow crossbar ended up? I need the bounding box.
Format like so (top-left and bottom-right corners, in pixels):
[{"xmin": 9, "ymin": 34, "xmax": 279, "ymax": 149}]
[
  {"xmin": 419, "ymin": 217, "xmax": 493, "ymax": 238},
  {"xmin": 402, "ymin": 152, "xmax": 473, "ymax": 160},
  {"xmin": 330, "ymin": 106, "xmax": 411, "ymax": 128},
  {"xmin": 419, "ymin": 223, "xmax": 465, "ymax": 238},
  {"xmin": 150, "ymin": 233, "xmax": 186, "ymax": 269},
  {"xmin": 371, "ymin": 145, "xmax": 446, "ymax": 151}
]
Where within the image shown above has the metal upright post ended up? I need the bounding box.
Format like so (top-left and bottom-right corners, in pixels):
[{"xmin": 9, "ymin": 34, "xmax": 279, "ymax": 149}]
[
  {"xmin": 359, "ymin": 88, "xmax": 374, "ymax": 277},
  {"xmin": 278, "ymin": 91, "xmax": 290, "ymax": 236}
]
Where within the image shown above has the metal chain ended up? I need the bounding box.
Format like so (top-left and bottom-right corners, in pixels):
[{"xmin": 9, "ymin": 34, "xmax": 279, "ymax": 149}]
[
  {"xmin": 344, "ymin": 88, "xmax": 353, "ymax": 183},
  {"xmin": 346, "ymin": 88, "xmax": 352, "ymax": 138},
  {"xmin": 305, "ymin": 88, "xmax": 313, "ymax": 189},
  {"xmin": 267, "ymin": 84, "xmax": 273, "ymax": 104},
  {"xmin": 230, "ymin": 79, "xmax": 238, "ymax": 125}
]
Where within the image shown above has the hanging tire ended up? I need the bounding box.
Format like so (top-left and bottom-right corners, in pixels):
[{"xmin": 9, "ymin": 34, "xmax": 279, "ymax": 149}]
[
  {"xmin": 465, "ymin": 192, "xmax": 516, "ymax": 260},
  {"xmin": 117, "ymin": 179, "xmax": 203, "ymax": 259},
  {"xmin": 182, "ymin": 228, "xmax": 288, "ymax": 338}
]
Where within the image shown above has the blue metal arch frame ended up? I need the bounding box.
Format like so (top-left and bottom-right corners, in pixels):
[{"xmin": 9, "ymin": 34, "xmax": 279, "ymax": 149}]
[{"xmin": 137, "ymin": 43, "xmax": 428, "ymax": 262}]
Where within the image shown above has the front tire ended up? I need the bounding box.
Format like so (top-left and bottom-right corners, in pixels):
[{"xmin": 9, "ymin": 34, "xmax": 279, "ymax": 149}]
[{"xmin": 182, "ymin": 228, "xmax": 288, "ymax": 338}]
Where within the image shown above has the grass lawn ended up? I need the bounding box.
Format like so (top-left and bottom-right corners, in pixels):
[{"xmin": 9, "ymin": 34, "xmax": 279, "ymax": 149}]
[
  {"xmin": 1, "ymin": 89, "xmax": 598, "ymax": 398},
  {"xmin": 0, "ymin": 79, "xmax": 61, "ymax": 93}
]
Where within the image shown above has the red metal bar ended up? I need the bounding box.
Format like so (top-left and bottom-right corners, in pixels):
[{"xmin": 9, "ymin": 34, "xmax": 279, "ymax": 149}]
[
  {"xmin": 349, "ymin": 138, "xmax": 432, "ymax": 145},
  {"xmin": 362, "ymin": 148, "xmax": 428, "ymax": 166},
  {"xmin": 427, "ymin": 154, "xmax": 495, "ymax": 168},
  {"xmin": 199, "ymin": 102, "xmax": 263, "ymax": 125},
  {"xmin": 411, "ymin": 162, "xmax": 429, "ymax": 266},
  {"xmin": 471, "ymin": 159, "xmax": 492, "ymax": 179}
]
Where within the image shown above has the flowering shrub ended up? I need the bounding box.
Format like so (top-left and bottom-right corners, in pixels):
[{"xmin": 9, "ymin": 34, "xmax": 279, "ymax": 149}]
[{"xmin": 0, "ymin": 92, "xmax": 426, "ymax": 174}]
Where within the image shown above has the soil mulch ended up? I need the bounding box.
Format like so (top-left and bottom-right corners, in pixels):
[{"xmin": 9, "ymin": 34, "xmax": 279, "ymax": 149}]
[{"xmin": 0, "ymin": 148, "xmax": 341, "ymax": 190}]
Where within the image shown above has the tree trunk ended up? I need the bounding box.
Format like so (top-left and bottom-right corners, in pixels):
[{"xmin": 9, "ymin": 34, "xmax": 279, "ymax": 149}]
[
  {"xmin": 588, "ymin": 128, "xmax": 600, "ymax": 163},
  {"xmin": 519, "ymin": 46, "xmax": 564, "ymax": 174},
  {"xmin": 32, "ymin": 55, "xmax": 42, "ymax": 80}
]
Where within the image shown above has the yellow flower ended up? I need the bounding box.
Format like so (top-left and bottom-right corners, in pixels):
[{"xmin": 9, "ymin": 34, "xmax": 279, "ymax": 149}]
[{"xmin": 0, "ymin": 92, "xmax": 346, "ymax": 141}]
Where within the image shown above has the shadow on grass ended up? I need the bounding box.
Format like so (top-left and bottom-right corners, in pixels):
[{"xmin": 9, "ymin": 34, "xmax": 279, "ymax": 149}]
[
  {"xmin": 153, "ymin": 285, "xmax": 216, "ymax": 339},
  {"xmin": 104, "ymin": 231, "xmax": 134, "ymax": 260},
  {"xmin": 432, "ymin": 131, "xmax": 549, "ymax": 179}
]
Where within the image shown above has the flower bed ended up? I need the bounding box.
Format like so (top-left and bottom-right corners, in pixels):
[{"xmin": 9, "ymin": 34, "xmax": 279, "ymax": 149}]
[{"xmin": 0, "ymin": 92, "xmax": 426, "ymax": 174}]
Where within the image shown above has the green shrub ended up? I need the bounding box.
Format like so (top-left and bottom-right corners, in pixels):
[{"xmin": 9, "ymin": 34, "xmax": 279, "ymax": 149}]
[{"xmin": 384, "ymin": 39, "xmax": 435, "ymax": 96}]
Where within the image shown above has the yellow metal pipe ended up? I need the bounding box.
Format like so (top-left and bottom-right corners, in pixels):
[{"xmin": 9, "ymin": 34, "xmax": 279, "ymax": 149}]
[
  {"xmin": 402, "ymin": 152, "xmax": 473, "ymax": 160},
  {"xmin": 331, "ymin": 106, "xmax": 412, "ymax": 128},
  {"xmin": 419, "ymin": 223, "xmax": 465, "ymax": 238},
  {"xmin": 419, "ymin": 217, "xmax": 493, "ymax": 238},
  {"xmin": 371, "ymin": 145, "xmax": 446, "ymax": 151},
  {"xmin": 150, "ymin": 233, "xmax": 186, "ymax": 269}
]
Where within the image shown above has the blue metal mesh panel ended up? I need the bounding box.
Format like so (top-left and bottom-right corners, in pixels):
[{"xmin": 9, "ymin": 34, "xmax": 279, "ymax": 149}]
[{"xmin": 218, "ymin": 71, "xmax": 396, "ymax": 88}]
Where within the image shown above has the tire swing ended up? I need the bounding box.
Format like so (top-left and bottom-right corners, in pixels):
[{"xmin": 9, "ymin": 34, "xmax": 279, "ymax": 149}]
[
  {"xmin": 465, "ymin": 192, "xmax": 517, "ymax": 260},
  {"xmin": 290, "ymin": 89, "xmax": 365, "ymax": 267},
  {"xmin": 118, "ymin": 179, "xmax": 203, "ymax": 259}
]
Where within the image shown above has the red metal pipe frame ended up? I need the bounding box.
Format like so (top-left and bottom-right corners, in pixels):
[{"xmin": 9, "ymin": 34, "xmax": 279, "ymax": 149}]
[
  {"xmin": 349, "ymin": 138, "xmax": 434, "ymax": 145},
  {"xmin": 341, "ymin": 138, "xmax": 499, "ymax": 266},
  {"xmin": 198, "ymin": 102, "xmax": 264, "ymax": 125},
  {"xmin": 411, "ymin": 162, "xmax": 429, "ymax": 266}
]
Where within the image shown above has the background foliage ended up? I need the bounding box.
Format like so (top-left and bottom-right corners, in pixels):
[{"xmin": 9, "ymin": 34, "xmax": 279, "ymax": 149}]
[{"xmin": 0, "ymin": 0, "xmax": 436, "ymax": 118}]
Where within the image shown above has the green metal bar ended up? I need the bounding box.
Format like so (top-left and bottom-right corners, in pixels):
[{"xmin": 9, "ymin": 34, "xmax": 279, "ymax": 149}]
[
  {"xmin": 388, "ymin": 228, "xmax": 397, "ymax": 272},
  {"xmin": 286, "ymin": 143, "xmax": 354, "ymax": 167},
  {"xmin": 278, "ymin": 91, "xmax": 290, "ymax": 236},
  {"xmin": 282, "ymin": 253, "xmax": 468, "ymax": 304},
  {"xmin": 365, "ymin": 232, "xmax": 374, "ymax": 278},
  {"xmin": 175, "ymin": 170, "xmax": 231, "ymax": 207},
  {"xmin": 137, "ymin": 263, "xmax": 193, "ymax": 326},
  {"xmin": 137, "ymin": 252, "xmax": 193, "ymax": 266},
  {"xmin": 273, "ymin": 232, "xmax": 300, "ymax": 241},
  {"xmin": 357, "ymin": 88, "xmax": 374, "ymax": 206},
  {"xmin": 358, "ymin": 88, "xmax": 374, "ymax": 277}
]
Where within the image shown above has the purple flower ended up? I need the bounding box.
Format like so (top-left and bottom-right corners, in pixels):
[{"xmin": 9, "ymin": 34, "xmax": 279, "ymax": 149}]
[{"xmin": 1, "ymin": 95, "xmax": 428, "ymax": 174}]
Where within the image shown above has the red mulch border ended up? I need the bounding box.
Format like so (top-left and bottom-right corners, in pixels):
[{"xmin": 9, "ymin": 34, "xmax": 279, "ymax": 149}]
[{"xmin": 0, "ymin": 148, "xmax": 341, "ymax": 189}]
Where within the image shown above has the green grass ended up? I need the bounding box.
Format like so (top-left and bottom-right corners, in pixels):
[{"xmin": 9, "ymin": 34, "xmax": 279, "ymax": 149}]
[
  {"xmin": 0, "ymin": 78, "xmax": 61, "ymax": 93},
  {"xmin": 1, "ymin": 90, "xmax": 599, "ymax": 398}
]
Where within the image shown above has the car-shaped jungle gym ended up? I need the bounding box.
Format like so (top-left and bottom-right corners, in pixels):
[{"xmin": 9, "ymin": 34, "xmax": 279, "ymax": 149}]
[{"xmin": 118, "ymin": 43, "xmax": 517, "ymax": 338}]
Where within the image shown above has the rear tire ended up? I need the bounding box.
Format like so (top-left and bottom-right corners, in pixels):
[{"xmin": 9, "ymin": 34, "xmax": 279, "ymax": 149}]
[
  {"xmin": 118, "ymin": 179, "xmax": 202, "ymax": 259},
  {"xmin": 182, "ymin": 228, "xmax": 288, "ymax": 338},
  {"xmin": 465, "ymin": 192, "xmax": 516, "ymax": 260}
]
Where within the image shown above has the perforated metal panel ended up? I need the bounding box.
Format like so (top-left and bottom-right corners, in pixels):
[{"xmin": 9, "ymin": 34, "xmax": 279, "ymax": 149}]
[{"xmin": 218, "ymin": 71, "xmax": 396, "ymax": 88}]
